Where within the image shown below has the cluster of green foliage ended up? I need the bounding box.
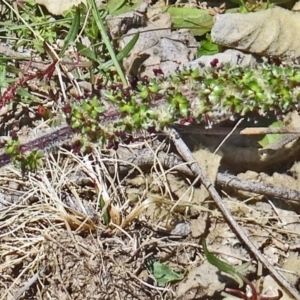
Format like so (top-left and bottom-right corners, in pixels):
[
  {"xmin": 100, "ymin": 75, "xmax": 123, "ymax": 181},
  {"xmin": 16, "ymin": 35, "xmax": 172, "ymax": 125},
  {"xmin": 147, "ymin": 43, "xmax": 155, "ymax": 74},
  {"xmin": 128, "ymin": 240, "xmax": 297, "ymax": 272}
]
[
  {"xmin": 1, "ymin": 0, "xmax": 300, "ymax": 170},
  {"xmin": 65, "ymin": 62, "xmax": 300, "ymax": 147},
  {"xmin": 5, "ymin": 137, "xmax": 43, "ymax": 172},
  {"xmin": 192, "ymin": 63, "xmax": 300, "ymax": 115},
  {"xmin": 1, "ymin": 0, "xmax": 71, "ymax": 53}
]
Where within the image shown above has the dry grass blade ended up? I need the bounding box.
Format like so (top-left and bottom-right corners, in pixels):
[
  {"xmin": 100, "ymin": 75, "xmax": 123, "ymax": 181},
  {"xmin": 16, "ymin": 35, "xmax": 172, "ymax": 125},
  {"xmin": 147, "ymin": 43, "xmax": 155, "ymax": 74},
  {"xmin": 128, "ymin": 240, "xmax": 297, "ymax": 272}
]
[
  {"xmin": 0, "ymin": 150, "xmax": 102, "ymax": 299},
  {"xmin": 0, "ymin": 148, "xmax": 192, "ymax": 299}
]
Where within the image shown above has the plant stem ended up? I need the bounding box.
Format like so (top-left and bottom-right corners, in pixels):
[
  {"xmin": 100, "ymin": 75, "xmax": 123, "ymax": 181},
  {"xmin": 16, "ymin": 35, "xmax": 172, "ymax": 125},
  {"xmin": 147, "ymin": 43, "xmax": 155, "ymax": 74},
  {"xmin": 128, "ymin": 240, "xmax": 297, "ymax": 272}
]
[{"xmin": 87, "ymin": 0, "xmax": 128, "ymax": 86}]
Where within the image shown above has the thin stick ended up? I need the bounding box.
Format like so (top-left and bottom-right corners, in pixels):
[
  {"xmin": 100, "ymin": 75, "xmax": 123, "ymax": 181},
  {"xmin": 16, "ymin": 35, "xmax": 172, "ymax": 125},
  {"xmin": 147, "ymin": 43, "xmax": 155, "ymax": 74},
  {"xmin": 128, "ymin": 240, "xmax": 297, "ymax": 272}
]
[
  {"xmin": 14, "ymin": 268, "xmax": 45, "ymax": 300},
  {"xmin": 167, "ymin": 127, "xmax": 300, "ymax": 300},
  {"xmin": 216, "ymin": 173, "xmax": 300, "ymax": 201},
  {"xmin": 173, "ymin": 124, "xmax": 300, "ymax": 135},
  {"xmin": 213, "ymin": 118, "xmax": 244, "ymax": 155}
]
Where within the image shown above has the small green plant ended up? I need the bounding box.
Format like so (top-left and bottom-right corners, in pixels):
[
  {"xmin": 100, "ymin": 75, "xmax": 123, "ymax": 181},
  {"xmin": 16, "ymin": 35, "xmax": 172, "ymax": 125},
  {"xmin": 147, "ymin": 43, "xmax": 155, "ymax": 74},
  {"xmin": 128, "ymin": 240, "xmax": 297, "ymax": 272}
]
[
  {"xmin": 202, "ymin": 239, "xmax": 250, "ymax": 288},
  {"xmin": 202, "ymin": 240, "xmax": 283, "ymax": 300},
  {"xmin": 145, "ymin": 258, "xmax": 186, "ymax": 287},
  {"xmin": 69, "ymin": 96, "xmax": 107, "ymax": 142},
  {"xmin": 87, "ymin": 0, "xmax": 127, "ymax": 85},
  {"xmin": 59, "ymin": 61, "xmax": 300, "ymax": 153},
  {"xmin": 99, "ymin": 196, "xmax": 110, "ymax": 226},
  {"xmin": 20, "ymin": 150, "xmax": 44, "ymax": 171},
  {"xmin": 5, "ymin": 136, "xmax": 43, "ymax": 172},
  {"xmin": 198, "ymin": 34, "xmax": 220, "ymax": 57},
  {"xmin": 6, "ymin": 0, "xmax": 70, "ymax": 53}
]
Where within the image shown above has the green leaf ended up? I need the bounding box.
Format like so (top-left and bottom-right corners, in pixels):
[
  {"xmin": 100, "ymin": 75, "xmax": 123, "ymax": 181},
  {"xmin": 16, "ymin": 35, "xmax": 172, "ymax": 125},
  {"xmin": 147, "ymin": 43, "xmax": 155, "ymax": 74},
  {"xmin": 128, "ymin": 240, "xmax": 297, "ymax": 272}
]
[
  {"xmin": 76, "ymin": 32, "xmax": 140, "ymax": 70},
  {"xmin": 59, "ymin": 7, "xmax": 81, "ymax": 57},
  {"xmin": 85, "ymin": 18, "xmax": 99, "ymax": 40},
  {"xmin": 202, "ymin": 239, "xmax": 250, "ymax": 288},
  {"xmin": 163, "ymin": 6, "xmax": 213, "ymax": 37},
  {"xmin": 132, "ymin": 112, "xmax": 141, "ymax": 126},
  {"xmin": 148, "ymin": 82, "xmax": 159, "ymax": 93},
  {"xmin": 33, "ymin": 40, "xmax": 44, "ymax": 53},
  {"xmin": 290, "ymin": 72, "xmax": 300, "ymax": 83},
  {"xmin": 179, "ymin": 102, "xmax": 188, "ymax": 117},
  {"xmin": 71, "ymin": 119, "xmax": 81, "ymax": 128},
  {"xmin": 17, "ymin": 87, "xmax": 35, "ymax": 102},
  {"xmin": 87, "ymin": 0, "xmax": 127, "ymax": 85},
  {"xmin": 0, "ymin": 65, "xmax": 8, "ymax": 88},
  {"xmin": 145, "ymin": 259, "xmax": 185, "ymax": 287},
  {"xmin": 105, "ymin": 0, "xmax": 127, "ymax": 14},
  {"xmin": 5, "ymin": 140, "xmax": 19, "ymax": 155},
  {"xmin": 82, "ymin": 101, "xmax": 92, "ymax": 112},
  {"xmin": 246, "ymin": 80, "xmax": 262, "ymax": 93},
  {"xmin": 25, "ymin": 150, "xmax": 44, "ymax": 171},
  {"xmin": 105, "ymin": 0, "xmax": 141, "ymax": 15},
  {"xmin": 72, "ymin": 109, "xmax": 83, "ymax": 119},
  {"xmin": 90, "ymin": 110, "xmax": 99, "ymax": 118},
  {"xmin": 120, "ymin": 103, "xmax": 134, "ymax": 113},
  {"xmin": 139, "ymin": 89, "xmax": 149, "ymax": 99},
  {"xmin": 90, "ymin": 97, "xmax": 100, "ymax": 108},
  {"xmin": 258, "ymin": 120, "xmax": 283, "ymax": 148},
  {"xmin": 198, "ymin": 34, "xmax": 219, "ymax": 57},
  {"xmin": 99, "ymin": 196, "xmax": 110, "ymax": 225},
  {"xmin": 76, "ymin": 42, "xmax": 99, "ymax": 62},
  {"xmin": 101, "ymin": 32, "xmax": 140, "ymax": 70}
]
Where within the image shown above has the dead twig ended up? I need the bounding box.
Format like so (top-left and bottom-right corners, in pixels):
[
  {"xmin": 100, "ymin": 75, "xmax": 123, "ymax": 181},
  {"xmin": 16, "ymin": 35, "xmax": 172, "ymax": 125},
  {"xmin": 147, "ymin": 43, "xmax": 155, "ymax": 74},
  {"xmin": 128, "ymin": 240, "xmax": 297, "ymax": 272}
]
[
  {"xmin": 173, "ymin": 124, "xmax": 300, "ymax": 135},
  {"xmin": 67, "ymin": 145, "xmax": 300, "ymax": 202},
  {"xmin": 216, "ymin": 173, "xmax": 300, "ymax": 202}
]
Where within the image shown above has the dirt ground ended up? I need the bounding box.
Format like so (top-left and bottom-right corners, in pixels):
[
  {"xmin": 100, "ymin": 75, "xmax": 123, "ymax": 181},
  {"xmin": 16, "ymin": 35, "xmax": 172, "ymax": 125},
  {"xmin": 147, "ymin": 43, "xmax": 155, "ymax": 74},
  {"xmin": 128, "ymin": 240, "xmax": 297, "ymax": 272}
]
[{"xmin": 0, "ymin": 0, "xmax": 300, "ymax": 299}]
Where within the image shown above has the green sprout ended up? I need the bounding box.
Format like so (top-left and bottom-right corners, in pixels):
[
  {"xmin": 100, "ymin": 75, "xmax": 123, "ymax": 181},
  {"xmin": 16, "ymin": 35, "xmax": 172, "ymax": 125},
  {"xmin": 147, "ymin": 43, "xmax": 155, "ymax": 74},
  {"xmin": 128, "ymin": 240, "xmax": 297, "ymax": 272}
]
[
  {"xmin": 145, "ymin": 258, "xmax": 186, "ymax": 287},
  {"xmin": 21, "ymin": 150, "xmax": 44, "ymax": 171},
  {"xmin": 202, "ymin": 239, "xmax": 250, "ymax": 288},
  {"xmin": 5, "ymin": 138, "xmax": 43, "ymax": 172}
]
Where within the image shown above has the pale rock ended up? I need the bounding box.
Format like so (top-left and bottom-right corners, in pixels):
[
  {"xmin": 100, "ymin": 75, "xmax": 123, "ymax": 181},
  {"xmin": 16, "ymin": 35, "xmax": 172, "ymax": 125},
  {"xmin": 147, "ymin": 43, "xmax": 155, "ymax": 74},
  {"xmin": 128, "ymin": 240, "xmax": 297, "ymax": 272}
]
[
  {"xmin": 181, "ymin": 49, "xmax": 258, "ymax": 70},
  {"xmin": 211, "ymin": 7, "xmax": 300, "ymax": 57}
]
